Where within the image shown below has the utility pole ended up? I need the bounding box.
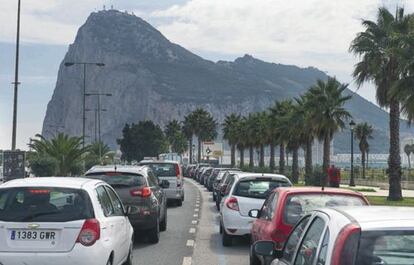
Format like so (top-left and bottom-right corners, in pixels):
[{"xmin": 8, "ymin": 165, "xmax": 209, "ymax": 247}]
[{"xmin": 11, "ymin": 0, "xmax": 22, "ymax": 151}]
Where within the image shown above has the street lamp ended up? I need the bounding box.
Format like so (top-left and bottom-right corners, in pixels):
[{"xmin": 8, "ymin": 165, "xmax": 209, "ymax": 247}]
[
  {"xmin": 349, "ymin": 120, "xmax": 356, "ymax": 187},
  {"xmin": 85, "ymin": 108, "xmax": 107, "ymax": 143},
  {"xmin": 85, "ymin": 92, "xmax": 112, "ymax": 161},
  {"xmin": 64, "ymin": 62, "xmax": 105, "ymax": 148}
]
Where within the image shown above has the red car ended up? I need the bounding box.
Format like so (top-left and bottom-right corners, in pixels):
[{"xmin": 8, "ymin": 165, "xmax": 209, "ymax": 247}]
[{"xmin": 249, "ymin": 187, "xmax": 369, "ymax": 265}]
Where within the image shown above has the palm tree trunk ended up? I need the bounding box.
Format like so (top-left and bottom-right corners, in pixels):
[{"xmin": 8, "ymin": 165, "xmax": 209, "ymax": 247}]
[
  {"xmin": 259, "ymin": 144, "xmax": 265, "ymax": 167},
  {"xmin": 198, "ymin": 139, "xmax": 202, "ymax": 163},
  {"xmin": 286, "ymin": 150, "xmax": 289, "ymax": 167},
  {"xmin": 305, "ymin": 138, "xmax": 313, "ymax": 185},
  {"xmin": 408, "ymin": 154, "xmax": 411, "ymax": 169},
  {"xmin": 239, "ymin": 147, "xmax": 245, "ymax": 167},
  {"xmin": 292, "ymin": 146, "xmax": 299, "ymax": 184},
  {"xmin": 249, "ymin": 146, "xmax": 254, "ymax": 168},
  {"xmin": 279, "ymin": 143, "xmax": 285, "ymax": 174},
  {"xmin": 230, "ymin": 144, "xmax": 236, "ymax": 167},
  {"xmin": 362, "ymin": 149, "xmax": 366, "ymax": 179},
  {"xmin": 366, "ymin": 150, "xmax": 369, "ymax": 170},
  {"xmin": 269, "ymin": 142, "xmax": 275, "ymax": 171},
  {"xmin": 189, "ymin": 138, "xmax": 193, "ymax": 164},
  {"xmin": 388, "ymin": 100, "xmax": 402, "ymax": 200},
  {"xmin": 322, "ymin": 134, "xmax": 331, "ymax": 187}
]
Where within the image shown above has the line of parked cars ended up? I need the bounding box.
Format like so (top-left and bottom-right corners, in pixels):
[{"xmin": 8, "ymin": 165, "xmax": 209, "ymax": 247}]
[
  {"xmin": 184, "ymin": 163, "xmax": 414, "ymax": 265},
  {"xmin": 0, "ymin": 159, "xmax": 184, "ymax": 265}
]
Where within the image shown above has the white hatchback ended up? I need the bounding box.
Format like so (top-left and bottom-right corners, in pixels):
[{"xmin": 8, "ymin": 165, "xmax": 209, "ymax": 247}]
[
  {"xmin": 0, "ymin": 177, "xmax": 134, "ymax": 265},
  {"xmin": 219, "ymin": 173, "xmax": 292, "ymax": 246}
]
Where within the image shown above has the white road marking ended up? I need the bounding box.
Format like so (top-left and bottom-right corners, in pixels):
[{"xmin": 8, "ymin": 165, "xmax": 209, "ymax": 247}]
[
  {"xmin": 194, "ymin": 208, "xmax": 199, "ymax": 212},
  {"xmin": 189, "ymin": 228, "xmax": 196, "ymax": 233},
  {"xmin": 193, "ymin": 214, "xmax": 198, "ymax": 217},
  {"xmin": 186, "ymin": 239, "xmax": 195, "ymax": 247},
  {"xmin": 182, "ymin": 257, "xmax": 192, "ymax": 265},
  {"xmin": 192, "ymin": 220, "xmax": 198, "ymax": 224}
]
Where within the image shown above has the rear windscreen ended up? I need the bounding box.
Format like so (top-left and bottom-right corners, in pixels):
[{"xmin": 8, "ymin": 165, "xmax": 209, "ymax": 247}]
[
  {"xmin": 141, "ymin": 163, "xmax": 176, "ymax": 177},
  {"xmin": 0, "ymin": 187, "xmax": 94, "ymax": 222},
  {"xmin": 85, "ymin": 172, "xmax": 145, "ymax": 187},
  {"xmin": 233, "ymin": 178, "xmax": 290, "ymax": 199}
]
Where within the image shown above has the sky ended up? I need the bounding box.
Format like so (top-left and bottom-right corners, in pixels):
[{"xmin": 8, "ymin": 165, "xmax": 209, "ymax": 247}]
[{"xmin": 1, "ymin": 0, "xmax": 413, "ymax": 150}]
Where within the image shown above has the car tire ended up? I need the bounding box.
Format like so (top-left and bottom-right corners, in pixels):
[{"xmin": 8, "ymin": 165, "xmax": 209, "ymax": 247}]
[
  {"xmin": 216, "ymin": 200, "xmax": 220, "ymax": 211},
  {"xmin": 219, "ymin": 223, "xmax": 223, "ymax": 234},
  {"xmin": 148, "ymin": 218, "xmax": 160, "ymax": 244},
  {"xmin": 160, "ymin": 209, "xmax": 167, "ymax": 232},
  {"xmin": 181, "ymin": 194, "xmax": 185, "ymax": 202},
  {"xmin": 249, "ymin": 251, "xmax": 261, "ymax": 265},
  {"xmin": 124, "ymin": 240, "xmax": 134, "ymax": 265},
  {"xmin": 222, "ymin": 229, "xmax": 233, "ymax": 247},
  {"xmin": 176, "ymin": 199, "xmax": 183, "ymax": 207},
  {"xmin": 213, "ymin": 193, "xmax": 216, "ymax": 201}
]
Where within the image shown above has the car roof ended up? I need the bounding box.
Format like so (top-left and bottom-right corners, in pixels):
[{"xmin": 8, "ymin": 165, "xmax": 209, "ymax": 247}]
[
  {"xmin": 233, "ymin": 173, "xmax": 291, "ymax": 182},
  {"xmin": 331, "ymin": 206, "xmax": 414, "ymax": 230},
  {"xmin": 85, "ymin": 165, "xmax": 148, "ymax": 175},
  {"xmin": 0, "ymin": 177, "xmax": 104, "ymax": 189},
  {"xmin": 275, "ymin": 187, "xmax": 364, "ymax": 196},
  {"xmin": 139, "ymin": 160, "xmax": 179, "ymax": 165}
]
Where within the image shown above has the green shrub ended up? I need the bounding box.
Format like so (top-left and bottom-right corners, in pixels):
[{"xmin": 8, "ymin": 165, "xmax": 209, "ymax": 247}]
[{"xmin": 29, "ymin": 155, "xmax": 57, "ymax": 177}]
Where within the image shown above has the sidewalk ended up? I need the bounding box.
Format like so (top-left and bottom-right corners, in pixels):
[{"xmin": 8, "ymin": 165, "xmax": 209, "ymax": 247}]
[{"xmin": 339, "ymin": 184, "xmax": 414, "ymax": 198}]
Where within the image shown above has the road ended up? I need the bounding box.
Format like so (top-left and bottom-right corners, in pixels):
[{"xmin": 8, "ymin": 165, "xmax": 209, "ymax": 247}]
[{"xmin": 131, "ymin": 178, "xmax": 250, "ymax": 265}]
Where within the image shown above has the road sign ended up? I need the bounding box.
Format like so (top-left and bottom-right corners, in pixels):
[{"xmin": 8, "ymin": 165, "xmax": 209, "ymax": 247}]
[
  {"xmin": 202, "ymin": 142, "xmax": 223, "ymax": 158},
  {"xmin": 3, "ymin": 151, "xmax": 25, "ymax": 181}
]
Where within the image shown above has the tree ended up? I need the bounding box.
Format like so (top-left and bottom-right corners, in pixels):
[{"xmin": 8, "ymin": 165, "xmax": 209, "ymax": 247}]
[
  {"xmin": 236, "ymin": 118, "xmax": 248, "ymax": 167},
  {"xmin": 28, "ymin": 133, "xmax": 89, "ymax": 176},
  {"xmin": 183, "ymin": 115, "xmax": 196, "ymax": 163},
  {"xmin": 28, "ymin": 155, "xmax": 57, "ymax": 177},
  {"xmin": 85, "ymin": 141, "xmax": 114, "ymax": 169},
  {"xmin": 404, "ymin": 144, "xmax": 414, "ymax": 169},
  {"xmin": 165, "ymin": 120, "xmax": 188, "ymax": 155},
  {"xmin": 350, "ymin": 7, "xmax": 410, "ymax": 200},
  {"xmin": 354, "ymin": 123, "xmax": 374, "ymax": 178},
  {"xmin": 307, "ymin": 78, "xmax": 352, "ymax": 186},
  {"xmin": 269, "ymin": 100, "xmax": 294, "ymax": 174},
  {"xmin": 223, "ymin": 114, "xmax": 242, "ymax": 167},
  {"xmin": 117, "ymin": 121, "xmax": 168, "ymax": 162}
]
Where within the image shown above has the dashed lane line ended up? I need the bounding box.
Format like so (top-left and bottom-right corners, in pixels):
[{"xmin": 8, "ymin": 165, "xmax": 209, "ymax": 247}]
[{"xmin": 182, "ymin": 257, "xmax": 192, "ymax": 265}]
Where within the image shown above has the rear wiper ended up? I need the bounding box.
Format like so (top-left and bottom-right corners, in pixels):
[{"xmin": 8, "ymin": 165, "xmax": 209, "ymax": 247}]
[
  {"xmin": 21, "ymin": 211, "xmax": 59, "ymax": 222},
  {"xmin": 111, "ymin": 183, "xmax": 132, "ymax": 188}
]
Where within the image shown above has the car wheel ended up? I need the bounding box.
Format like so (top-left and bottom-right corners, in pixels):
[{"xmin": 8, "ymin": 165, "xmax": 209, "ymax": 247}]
[
  {"xmin": 124, "ymin": 240, "xmax": 134, "ymax": 265},
  {"xmin": 160, "ymin": 209, "xmax": 167, "ymax": 232},
  {"xmin": 216, "ymin": 201, "xmax": 220, "ymax": 211},
  {"xmin": 148, "ymin": 218, "xmax": 160, "ymax": 244},
  {"xmin": 222, "ymin": 229, "xmax": 233, "ymax": 247},
  {"xmin": 219, "ymin": 223, "xmax": 223, "ymax": 234},
  {"xmin": 176, "ymin": 199, "xmax": 183, "ymax": 206},
  {"xmin": 213, "ymin": 193, "xmax": 216, "ymax": 201}
]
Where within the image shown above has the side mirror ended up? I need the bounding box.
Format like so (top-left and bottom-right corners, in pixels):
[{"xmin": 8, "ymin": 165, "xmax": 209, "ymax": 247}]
[
  {"xmin": 249, "ymin": 209, "xmax": 260, "ymax": 218},
  {"xmin": 160, "ymin": 180, "xmax": 170, "ymax": 189},
  {"xmin": 253, "ymin": 241, "xmax": 282, "ymax": 263}
]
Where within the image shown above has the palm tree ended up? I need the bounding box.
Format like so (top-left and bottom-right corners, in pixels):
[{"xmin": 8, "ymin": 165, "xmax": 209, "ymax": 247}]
[
  {"xmin": 165, "ymin": 120, "xmax": 182, "ymax": 144},
  {"xmin": 244, "ymin": 114, "xmax": 257, "ymax": 168},
  {"xmin": 350, "ymin": 7, "xmax": 410, "ymax": 200},
  {"xmin": 307, "ymin": 78, "xmax": 352, "ymax": 186},
  {"xmin": 404, "ymin": 144, "xmax": 413, "ymax": 169},
  {"xmin": 269, "ymin": 100, "xmax": 294, "ymax": 174},
  {"xmin": 183, "ymin": 114, "xmax": 196, "ymax": 163},
  {"xmin": 223, "ymin": 114, "xmax": 242, "ymax": 167},
  {"xmin": 236, "ymin": 118, "xmax": 248, "ymax": 167},
  {"xmin": 354, "ymin": 123, "xmax": 374, "ymax": 178},
  {"xmin": 29, "ymin": 133, "xmax": 90, "ymax": 176},
  {"xmin": 189, "ymin": 108, "xmax": 218, "ymax": 162}
]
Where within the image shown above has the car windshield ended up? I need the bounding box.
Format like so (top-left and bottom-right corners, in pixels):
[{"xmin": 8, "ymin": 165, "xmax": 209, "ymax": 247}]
[
  {"xmin": 356, "ymin": 231, "xmax": 414, "ymax": 265},
  {"xmin": 283, "ymin": 194, "xmax": 367, "ymax": 225},
  {"xmin": 233, "ymin": 178, "xmax": 290, "ymax": 199},
  {"xmin": 85, "ymin": 172, "xmax": 145, "ymax": 187},
  {"xmin": 141, "ymin": 163, "xmax": 176, "ymax": 177},
  {"xmin": 0, "ymin": 187, "xmax": 94, "ymax": 222}
]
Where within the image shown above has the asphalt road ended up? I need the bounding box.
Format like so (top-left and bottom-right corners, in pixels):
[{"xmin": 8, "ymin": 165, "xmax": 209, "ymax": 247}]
[{"xmin": 131, "ymin": 179, "xmax": 201, "ymax": 265}]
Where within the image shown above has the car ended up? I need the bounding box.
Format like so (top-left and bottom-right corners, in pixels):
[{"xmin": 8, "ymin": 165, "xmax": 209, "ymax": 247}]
[
  {"xmin": 201, "ymin": 167, "xmax": 213, "ymax": 186},
  {"xmin": 208, "ymin": 168, "xmax": 240, "ymax": 193},
  {"xmin": 192, "ymin": 163, "xmax": 210, "ymax": 180},
  {"xmin": 219, "ymin": 173, "xmax": 292, "ymax": 247},
  {"xmin": 138, "ymin": 160, "xmax": 184, "ymax": 206},
  {"xmin": 251, "ymin": 206, "xmax": 414, "ymax": 265},
  {"xmin": 85, "ymin": 165, "xmax": 169, "ymax": 244},
  {"xmin": 197, "ymin": 167, "xmax": 210, "ymax": 183},
  {"xmin": 249, "ymin": 187, "xmax": 369, "ymax": 265},
  {"xmin": 0, "ymin": 177, "xmax": 134, "ymax": 265},
  {"xmin": 215, "ymin": 170, "xmax": 242, "ymax": 210}
]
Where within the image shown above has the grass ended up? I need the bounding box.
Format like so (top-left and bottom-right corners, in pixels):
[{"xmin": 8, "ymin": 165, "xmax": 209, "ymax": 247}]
[
  {"xmin": 367, "ymin": 196, "xmax": 414, "ymax": 206},
  {"xmin": 348, "ymin": 187, "xmax": 377, "ymax": 193}
]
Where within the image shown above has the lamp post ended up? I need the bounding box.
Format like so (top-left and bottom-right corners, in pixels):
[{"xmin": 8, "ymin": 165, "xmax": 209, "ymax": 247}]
[
  {"xmin": 349, "ymin": 120, "xmax": 356, "ymax": 187},
  {"xmin": 85, "ymin": 92, "xmax": 111, "ymax": 161},
  {"xmin": 64, "ymin": 62, "xmax": 105, "ymax": 147},
  {"xmin": 85, "ymin": 107, "xmax": 107, "ymax": 143},
  {"xmin": 11, "ymin": 0, "xmax": 22, "ymax": 151}
]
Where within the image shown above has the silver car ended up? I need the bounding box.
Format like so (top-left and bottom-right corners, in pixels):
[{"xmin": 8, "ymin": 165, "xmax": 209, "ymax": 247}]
[
  {"xmin": 139, "ymin": 160, "xmax": 184, "ymax": 206},
  {"xmin": 252, "ymin": 206, "xmax": 414, "ymax": 265}
]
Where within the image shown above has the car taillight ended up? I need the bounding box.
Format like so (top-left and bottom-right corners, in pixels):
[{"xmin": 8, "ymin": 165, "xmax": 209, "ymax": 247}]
[
  {"xmin": 130, "ymin": 187, "xmax": 152, "ymax": 197},
  {"xmin": 271, "ymin": 230, "xmax": 288, "ymax": 250},
  {"xmin": 225, "ymin": 197, "xmax": 239, "ymax": 211},
  {"xmin": 76, "ymin": 219, "xmax": 100, "ymax": 246},
  {"xmin": 332, "ymin": 223, "xmax": 361, "ymax": 265},
  {"xmin": 175, "ymin": 164, "xmax": 180, "ymax": 177}
]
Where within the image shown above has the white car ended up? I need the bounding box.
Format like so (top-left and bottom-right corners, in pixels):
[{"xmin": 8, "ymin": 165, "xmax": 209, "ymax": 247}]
[
  {"xmin": 219, "ymin": 173, "xmax": 292, "ymax": 246},
  {"xmin": 0, "ymin": 177, "xmax": 134, "ymax": 265},
  {"xmin": 252, "ymin": 206, "xmax": 414, "ymax": 265}
]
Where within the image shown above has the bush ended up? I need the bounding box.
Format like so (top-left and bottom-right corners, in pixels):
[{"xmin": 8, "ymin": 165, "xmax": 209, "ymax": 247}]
[{"xmin": 29, "ymin": 155, "xmax": 57, "ymax": 177}]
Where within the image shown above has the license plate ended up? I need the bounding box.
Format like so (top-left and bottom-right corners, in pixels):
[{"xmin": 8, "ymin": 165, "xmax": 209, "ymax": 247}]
[{"xmin": 10, "ymin": 230, "xmax": 57, "ymax": 241}]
